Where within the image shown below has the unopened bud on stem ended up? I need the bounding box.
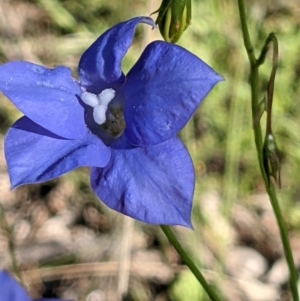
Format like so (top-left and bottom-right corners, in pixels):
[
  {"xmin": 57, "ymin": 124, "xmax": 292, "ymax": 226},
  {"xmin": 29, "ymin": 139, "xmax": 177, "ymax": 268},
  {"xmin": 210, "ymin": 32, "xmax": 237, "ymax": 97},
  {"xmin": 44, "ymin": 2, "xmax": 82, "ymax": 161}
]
[
  {"xmin": 155, "ymin": 0, "xmax": 191, "ymax": 43},
  {"xmin": 263, "ymin": 133, "xmax": 281, "ymax": 187}
]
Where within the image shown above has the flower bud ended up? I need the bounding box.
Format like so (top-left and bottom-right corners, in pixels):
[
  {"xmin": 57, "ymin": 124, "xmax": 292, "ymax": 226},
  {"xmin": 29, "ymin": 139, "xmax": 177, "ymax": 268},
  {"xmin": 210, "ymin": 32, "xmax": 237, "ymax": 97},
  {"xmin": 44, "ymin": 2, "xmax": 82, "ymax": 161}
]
[
  {"xmin": 263, "ymin": 134, "xmax": 281, "ymax": 187},
  {"xmin": 155, "ymin": 0, "xmax": 191, "ymax": 43}
]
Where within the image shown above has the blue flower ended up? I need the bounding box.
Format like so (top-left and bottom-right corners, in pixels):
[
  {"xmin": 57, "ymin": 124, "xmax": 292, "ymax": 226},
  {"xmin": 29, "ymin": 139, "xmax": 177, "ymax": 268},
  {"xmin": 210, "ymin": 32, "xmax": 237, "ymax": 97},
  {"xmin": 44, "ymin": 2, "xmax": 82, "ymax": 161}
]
[
  {"xmin": 0, "ymin": 17, "xmax": 222, "ymax": 227},
  {"xmin": 0, "ymin": 270, "xmax": 69, "ymax": 301}
]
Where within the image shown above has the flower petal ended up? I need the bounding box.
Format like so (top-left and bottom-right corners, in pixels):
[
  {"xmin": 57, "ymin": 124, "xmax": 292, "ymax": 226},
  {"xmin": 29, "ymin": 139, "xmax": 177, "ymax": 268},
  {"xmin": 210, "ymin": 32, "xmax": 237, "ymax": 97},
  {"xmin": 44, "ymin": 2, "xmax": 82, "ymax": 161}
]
[
  {"xmin": 78, "ymin": 17, "xmax": 155, "ymax": 93},
  {"xmin": 0, "ymin": 271, "xmax": 30, "ymax": 301},
  {"xmin": 0, "ymin": 62, "xmax": 86, "ymax": 139},
  {"xmin": 124, "ymin": 41, "xmax": 223, "ymax": 146},
  {"xmin": 91, "ymin": 137, "xmax": 194, "ymax": 227},
  {"xmin": 5, "ymin": 117, "xmax": 111, "ymax": 188}
]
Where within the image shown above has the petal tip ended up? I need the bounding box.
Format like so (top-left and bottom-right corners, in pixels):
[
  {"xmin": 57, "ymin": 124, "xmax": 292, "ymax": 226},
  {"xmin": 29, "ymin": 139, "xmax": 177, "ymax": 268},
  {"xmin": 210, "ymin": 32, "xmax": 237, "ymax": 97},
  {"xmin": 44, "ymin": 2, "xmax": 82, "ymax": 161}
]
[
  {"xmin": 216, "ymin": 73, "xmax": 225, "ymax": 84},
  {"xmin": 10, "ymin": 177, "xmax": 22, "ymax": 190},
  {"xmin": 139, "ymin": 16, "xmax": 156, "ymax": 29},
  {"xmin": 176, "ymin": 218, "xmax": 193, "ymax": 229}
]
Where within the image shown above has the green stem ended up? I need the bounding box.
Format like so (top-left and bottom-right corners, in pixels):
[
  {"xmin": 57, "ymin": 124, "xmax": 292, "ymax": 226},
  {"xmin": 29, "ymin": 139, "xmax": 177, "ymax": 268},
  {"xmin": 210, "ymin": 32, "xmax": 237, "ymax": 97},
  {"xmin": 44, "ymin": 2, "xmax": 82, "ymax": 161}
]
[
  {"xmin": 236, "ymin": 0, "xmax": 256, "ymax": 66},
  {"xmin": 0, "ymin": 202, "xmax": 23, "ymax": 284},
  {"xmin": 257, "ymin": 33, "xmax": 279, "ymax": 136},
  {"xmin": 161, "ymin": 225, "xmax": 223, "ymax": 301},
  {"xmin": 267, "ymin": 186, "xmax": 299, "ymax": 293},
  {"xmin": 237, "ymin": 1, "xmax": 299, "ymax": 300}
]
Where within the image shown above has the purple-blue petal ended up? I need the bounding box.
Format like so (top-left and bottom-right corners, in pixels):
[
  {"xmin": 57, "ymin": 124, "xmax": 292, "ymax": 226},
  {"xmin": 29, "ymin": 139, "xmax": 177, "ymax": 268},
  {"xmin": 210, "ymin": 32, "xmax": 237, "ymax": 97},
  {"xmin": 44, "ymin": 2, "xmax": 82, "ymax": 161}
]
[
  {"xmin": 90, "ymin": 137, "xmax": 194, "ymax": 227},
  {"xmin": 5, "ymin": 117, "xmax": 111, "ymax": 188},
  {"xmin": 0, "ymin": 62, "xmax": 86, "ymax": 139},
  {"xmin": 0, "ymin": 271, "xmax": 69, "ymax": 301},
  {"xmin": 78, "ymin": 17, "xmax": 155, "ymax": 94},
  {"xmin": 124, "ymin": 41, "xmax": 223, "ymax": 146},
  {"xmin": 0, "ymin": 271, "xmax": 31, "ymax": 301}
]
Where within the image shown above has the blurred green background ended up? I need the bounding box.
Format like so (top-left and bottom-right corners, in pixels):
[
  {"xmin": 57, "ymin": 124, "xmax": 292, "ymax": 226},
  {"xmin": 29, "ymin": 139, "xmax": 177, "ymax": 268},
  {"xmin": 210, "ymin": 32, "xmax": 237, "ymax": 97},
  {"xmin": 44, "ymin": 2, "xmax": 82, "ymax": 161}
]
[{"xmin": 0, "ymin": 0, "xmax": 300, "ymax": 300}]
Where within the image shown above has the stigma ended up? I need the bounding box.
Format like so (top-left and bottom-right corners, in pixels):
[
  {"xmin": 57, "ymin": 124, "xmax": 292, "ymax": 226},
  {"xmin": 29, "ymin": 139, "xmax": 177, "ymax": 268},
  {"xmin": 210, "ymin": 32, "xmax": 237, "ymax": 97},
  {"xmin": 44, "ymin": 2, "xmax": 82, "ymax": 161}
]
[{"xmin": 81, "ymin": 89, "xmax": 116, "ymax": 125}]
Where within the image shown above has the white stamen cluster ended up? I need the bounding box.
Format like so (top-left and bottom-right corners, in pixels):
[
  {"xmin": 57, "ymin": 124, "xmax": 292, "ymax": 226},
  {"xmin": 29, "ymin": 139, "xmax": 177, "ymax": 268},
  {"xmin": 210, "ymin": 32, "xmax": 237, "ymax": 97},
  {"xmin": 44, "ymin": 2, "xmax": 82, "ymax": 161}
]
[{"xmin": 81, "ymin": 89, "xmax": 116, "ymax": 125}]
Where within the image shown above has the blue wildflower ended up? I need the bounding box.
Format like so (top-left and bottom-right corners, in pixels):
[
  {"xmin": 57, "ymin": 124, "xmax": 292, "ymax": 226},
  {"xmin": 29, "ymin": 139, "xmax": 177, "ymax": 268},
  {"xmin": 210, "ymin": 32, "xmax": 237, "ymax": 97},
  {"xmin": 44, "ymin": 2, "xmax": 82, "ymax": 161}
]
[
  {"xmin": 0, "ymin": 270, "xmax": 69, "ymax": 301},
  {"xmin": 0, "ymin": 17, "xmax": 222, "ymax": 227}
]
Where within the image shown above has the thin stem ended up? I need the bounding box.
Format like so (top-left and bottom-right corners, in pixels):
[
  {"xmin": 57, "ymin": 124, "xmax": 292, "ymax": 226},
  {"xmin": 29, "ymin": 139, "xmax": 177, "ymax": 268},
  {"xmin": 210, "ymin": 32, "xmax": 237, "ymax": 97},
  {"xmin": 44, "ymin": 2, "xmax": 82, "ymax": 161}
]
[
  {"xmin": 161, "ymin": 225, "xmax": 223, "ymax": 301},
  {"xmin": 257, "ymin": 33, "xmax": 274, "ymax": 65},
  {"xmin": 257, "ymin": 33, "xmax": 279, "ymax": 135},
  {"xmin": 267, "ymin": 186, "xmax": 299, "ymax": 295},
  {"xmin": 265, "ymin": 33, "xmax": 278, "ymax": 135},
  {"xmin": 0, "ymin": 202, "xmax": 23, "ymax": 284},
  {"xmin": 236, "ymin": 0, "xmax": 256, "ymax": 66},
  {"xmin": 237, "ymin": 1, "xmax": 299, "ymax": 300}
]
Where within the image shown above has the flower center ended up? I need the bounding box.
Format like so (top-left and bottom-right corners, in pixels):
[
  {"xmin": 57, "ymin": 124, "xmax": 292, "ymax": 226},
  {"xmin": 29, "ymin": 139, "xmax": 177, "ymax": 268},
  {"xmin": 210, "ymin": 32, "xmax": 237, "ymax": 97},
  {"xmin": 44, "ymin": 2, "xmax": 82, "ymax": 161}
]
[{"xmin": 81, "ymin": 89, "xmax": 125, "ymax": 138}]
